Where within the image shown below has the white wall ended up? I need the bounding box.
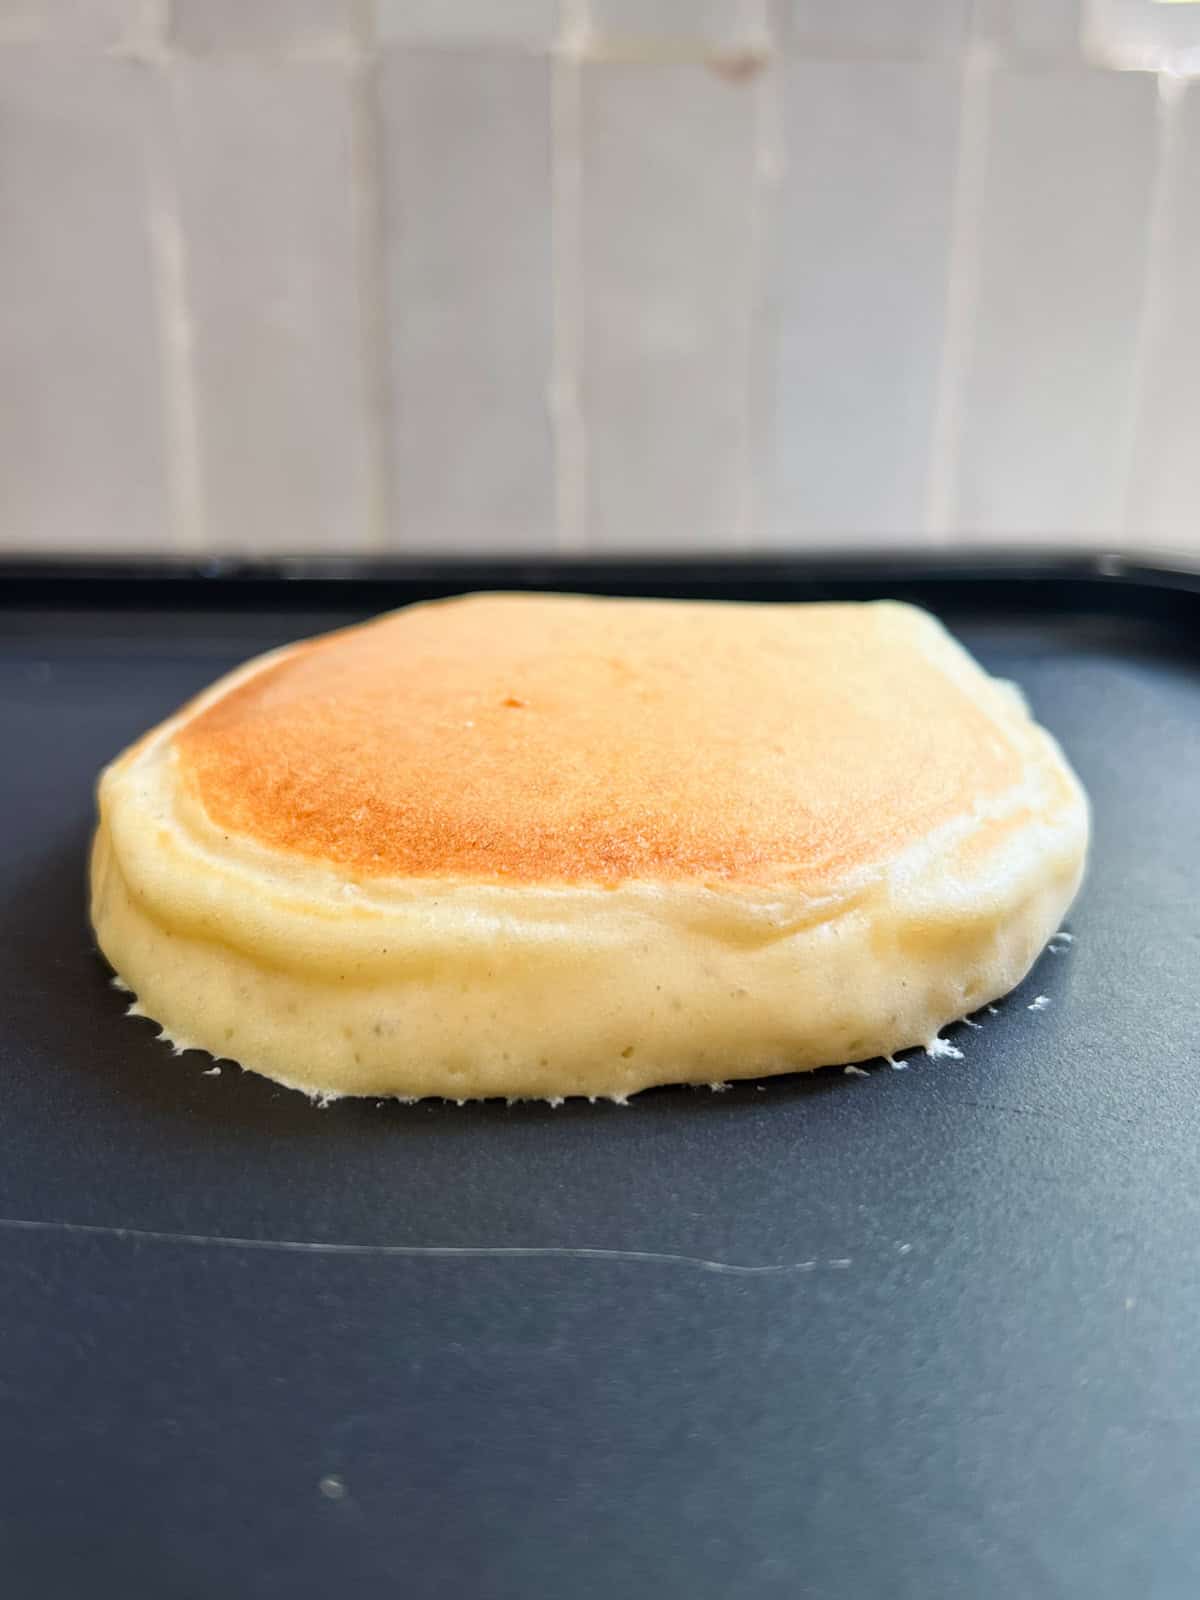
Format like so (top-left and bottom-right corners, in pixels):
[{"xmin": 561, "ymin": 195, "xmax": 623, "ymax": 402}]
[{"xmin": 1, "ymin": 0, "xmax": 1198, "ymax": 557}]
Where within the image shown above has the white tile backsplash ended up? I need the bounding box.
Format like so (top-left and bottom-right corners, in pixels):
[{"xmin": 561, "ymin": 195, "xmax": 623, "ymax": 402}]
[
  {"xmin": 169, "ymin": 0, "xmax": 358, "ymax": 57},
  {"xmin": 0, "ymin": 47, "xmax": 169, "ymax": 551},
  {"xmin": 169, "ymin": 57, "xmax": 375, "ymax": 553},
  {"xmin": 975, "ymin": 0, "xmax": 1084, "ymax": 61},
  {"xmin": 578, "ymin": 61, "xmax": 759, "ymax": 549},
  {"xmin": 1125, "ymin": 84, "xmax": 1200, "ymax": 547},
  {"xmin": 783, "ymin": 0, "xmax": 971, "ymax": 60},
  {"xmin": 1085, "ymin": 0, "xmax": 1200, "ymax": 76},
  {"xmin": 0, "ymin": 0, "xmax": 136, "ymax": 48},
  {"xmin": 2, "ymin": 9, "xmax": 1198, "ymax": 558},
  {"xmin": 586, "ymin": 0, "xmax": 771, "ymax": 54},
  {"xmin": 373, "ymin": 0, "xmax": 560, "ymax": 49},
  {"xmin": 768, "ymin": 59, "xmax": 961, "ymax": 544},
  {"xmin": 954, "ymin": 66, "xmax": 1158, "ymax": 540},
  {"xmin": 377, "ymin": 49, "xmax": 556, "ymax": 550}
]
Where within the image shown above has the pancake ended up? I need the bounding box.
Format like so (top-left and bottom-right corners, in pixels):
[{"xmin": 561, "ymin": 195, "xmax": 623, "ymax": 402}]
[{"xmin": 89, "ymin": 594, "xmax": 1089, "ymax": 1101}]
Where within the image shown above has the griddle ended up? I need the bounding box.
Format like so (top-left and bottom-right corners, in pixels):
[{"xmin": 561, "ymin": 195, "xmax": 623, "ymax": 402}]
[{"xmin": 2, "ymin": 553, "xmax": 1198, "ymax": 1600}]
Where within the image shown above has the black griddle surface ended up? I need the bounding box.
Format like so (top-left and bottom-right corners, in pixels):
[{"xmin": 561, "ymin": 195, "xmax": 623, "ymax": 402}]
[{"xmin": 2, "ymin": 558, "xmax": 1198, "ymax": 1599}]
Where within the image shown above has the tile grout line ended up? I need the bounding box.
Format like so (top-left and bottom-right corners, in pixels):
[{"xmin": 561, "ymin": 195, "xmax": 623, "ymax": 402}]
[
  {"xmin": 1118, "ymin": 73, "xmax": 1187, "ymax": 549},
  {"xmin": 348, "ymin": 0, "xmax": 396, "ymax": 553},
  {"xmin": 923, "ymin": 28, "xmax": 994, "ymax": 545},
  {"xmin": 734, "ymin": 1, "xmax": 780, "ymax": 550},
  {"xmin": 132, "ymin": 0, "xmax": 206, "ymax": 554},
  {"xmin": 550, "ymin": 0, "xmax": 589, "ymax": 552}
]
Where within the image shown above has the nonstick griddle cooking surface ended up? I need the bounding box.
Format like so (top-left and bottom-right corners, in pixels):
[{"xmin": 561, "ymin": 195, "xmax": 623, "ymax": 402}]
[{"xmin": 2, "ymin": 554, "xmax": 1198, "ymax": 1600}]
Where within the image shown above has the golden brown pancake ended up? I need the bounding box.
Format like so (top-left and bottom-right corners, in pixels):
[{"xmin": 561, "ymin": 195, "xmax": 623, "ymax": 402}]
[{"xmin": 90, "ymin": 594, "xmax": 1089, "ymax": 1101}]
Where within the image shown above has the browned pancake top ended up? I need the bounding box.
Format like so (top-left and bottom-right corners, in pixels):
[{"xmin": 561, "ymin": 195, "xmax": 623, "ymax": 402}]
[{"xmin": 173, "ymin": 594, "xmax": 1023, "ymax": 887}]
